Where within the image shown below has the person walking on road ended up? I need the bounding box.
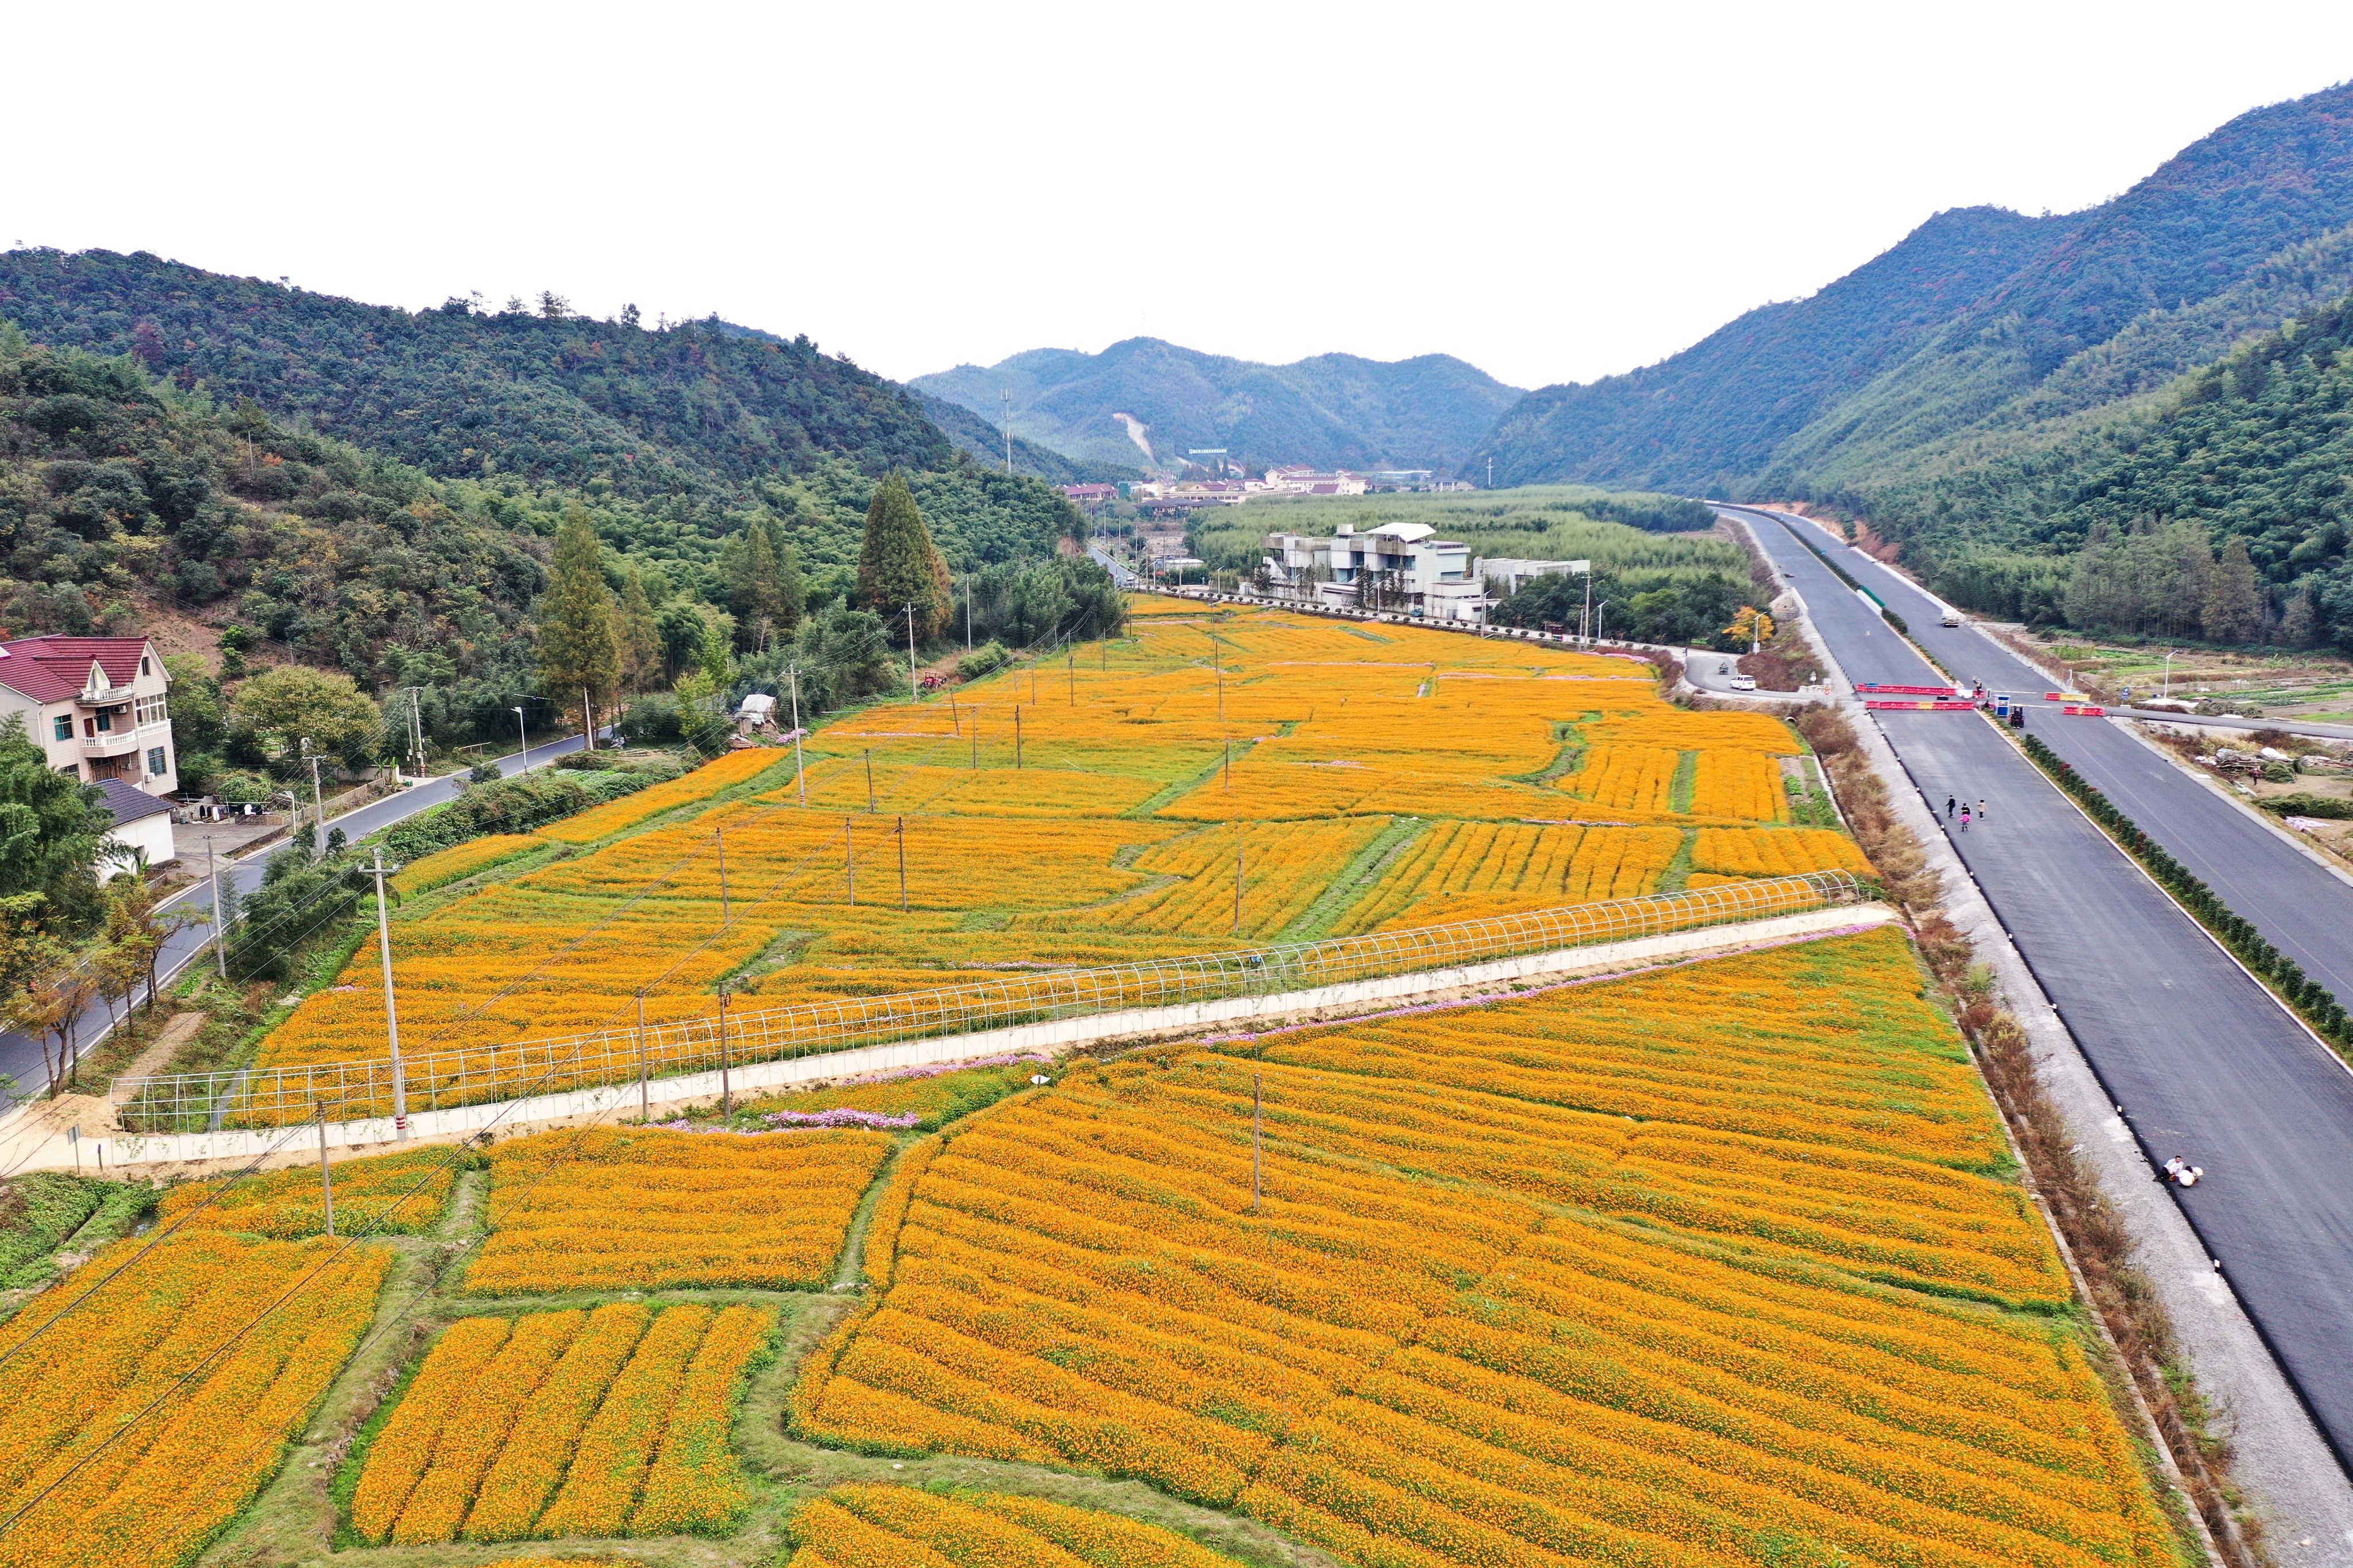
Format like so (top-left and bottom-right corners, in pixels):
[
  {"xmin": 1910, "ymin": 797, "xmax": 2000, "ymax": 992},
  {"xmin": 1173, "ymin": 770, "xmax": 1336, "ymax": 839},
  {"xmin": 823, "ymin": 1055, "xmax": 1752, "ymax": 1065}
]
[
  {"xmin": 1977, "ymin": 797, "xmax": 1988, "ymax": 823},
  {"xmin": 1945, "ymin": 795, "xmax": 1955, "ymax": 818},
  {"xmin": 1958, "ymin": 805, "xmax": 1972, "ymax": 833}
]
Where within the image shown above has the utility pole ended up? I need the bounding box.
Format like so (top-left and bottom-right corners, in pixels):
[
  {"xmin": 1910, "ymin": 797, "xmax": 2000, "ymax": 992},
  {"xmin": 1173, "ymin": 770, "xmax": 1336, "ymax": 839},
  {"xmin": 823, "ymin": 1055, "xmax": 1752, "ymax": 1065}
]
[
  {"xmin": 636, "ymin": 990, "xmax": 649, "ymax": 1123},
  {"xmin": 303, "ymin": 743, "xmax": 324, "ymax": 832},
  {"xmin": 1067, "ymin": 647, "xmax": 1075, "ymax": 706},
  {"xmin": 844, "ymin": 817, "xmax": 856, "ymax": 905},
  {"xmin": 1233, "ymin": 824, "xmax": 1244, "ymax": 935},
  {"xmin": 717, "ymin": 985, "xmax": 733, "ymax": 1121},
  {"xmin": 1583, "ymin": 569, "xmax": 1592, "ymax": 643},
  {"xmin": 965, "ymin": 572, "xmax": 973, "ymax": 654},
  {"xmin": 1487, "ymin": 455, "xmax": 1493, "ymax": 490},
  {"xmin": 1015, "ymin": 707, "xmax": 1023, "ymax": 770},
  {"xmin": 971, "ymin": 716, "xmax": 979, "ymax": 770},
  {"xmin": 896, "ymin": 815, "xmax": 908, "ymax": 912},
  {"xmin": 317, "ymin": 1101, "xmax": 335, "ymax": 1238},
  {"xmin": 788, "ymin": 665, "xmax": 806, "ymax": 806},
  {"xmin": 513, "ymin": 705, "xmax": 530, "ymax": 771},
  {"xmin": 1212, "ymin": 638, "xmax": 1224, "ymax": 721},
  {"xmin": 583, "ymin": 683, "xmax": 593, "ymax": 751},
  {"xmin": 904, "ymin": 605, "xmax": 920, "ymax": 703},
  {"xmin": 865, "ymin": 750, "xmax": 875, "ymax": 812},
  {"xmin": 1001, "ymin": 388, "xmax": 1013, "ymax": 475},
  {"xmin": 716, "ymin": 829, "xmax": 730, "ymax": 927},
  {"xmin": 370, "ymin": 848, "xmax": 408, "ymax": 1140},
  {"xmin": 1223, "ymin": 737, "xmax": 1231, "ymax": 791},
  {"xmin": 209, "ymin": 841, "xmax": 227, "ymax": 979}
]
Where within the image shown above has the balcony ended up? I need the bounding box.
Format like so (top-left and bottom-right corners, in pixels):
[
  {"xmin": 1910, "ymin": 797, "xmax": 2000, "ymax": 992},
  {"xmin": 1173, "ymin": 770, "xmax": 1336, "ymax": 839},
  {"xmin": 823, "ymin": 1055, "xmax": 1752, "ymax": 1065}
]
[{"xmin": 82, "ymin": 729, "xmax": 141, "ymax": 758}]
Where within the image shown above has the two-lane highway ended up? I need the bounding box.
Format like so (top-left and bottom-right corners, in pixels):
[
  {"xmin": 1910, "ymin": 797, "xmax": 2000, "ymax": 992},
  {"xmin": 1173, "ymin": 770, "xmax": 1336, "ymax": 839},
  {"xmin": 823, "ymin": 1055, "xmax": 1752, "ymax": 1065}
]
[
  {"xmin": 0, "ymin": 732, "xmax": 586, "ymax": 1111},
  {"xmin": 1733, "ymin": 505, "xmax": 2353, "ymax": 1474}
]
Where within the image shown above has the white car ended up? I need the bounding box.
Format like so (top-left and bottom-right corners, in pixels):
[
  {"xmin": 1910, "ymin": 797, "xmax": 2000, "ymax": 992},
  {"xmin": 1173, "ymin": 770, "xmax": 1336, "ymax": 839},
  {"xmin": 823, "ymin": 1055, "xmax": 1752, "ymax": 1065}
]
[{"xmin": 1730, "ymin": 674, "xmax": 1757, "ymax": 692}]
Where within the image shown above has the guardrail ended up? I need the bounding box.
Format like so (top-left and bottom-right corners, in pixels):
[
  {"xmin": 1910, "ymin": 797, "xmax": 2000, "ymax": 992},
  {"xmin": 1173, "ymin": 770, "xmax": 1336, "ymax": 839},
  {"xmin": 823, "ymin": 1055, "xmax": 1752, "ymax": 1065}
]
[{"xmin": 109, "ymin": 872, "xmax": 1864, "ymax": 1134}]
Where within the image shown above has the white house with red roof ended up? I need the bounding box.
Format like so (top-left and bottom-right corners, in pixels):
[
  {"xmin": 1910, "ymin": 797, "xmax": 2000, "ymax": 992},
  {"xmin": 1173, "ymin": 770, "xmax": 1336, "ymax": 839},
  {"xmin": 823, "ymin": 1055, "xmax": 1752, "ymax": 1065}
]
[{"xmin": 0, "ymin": 634, "xmax": 178, "ymax": 795}]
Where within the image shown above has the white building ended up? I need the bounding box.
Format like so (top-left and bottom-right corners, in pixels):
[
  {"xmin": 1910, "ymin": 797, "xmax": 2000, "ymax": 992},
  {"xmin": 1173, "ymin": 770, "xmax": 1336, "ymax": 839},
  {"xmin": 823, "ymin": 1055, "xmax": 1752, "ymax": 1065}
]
[
  {"xmin": 0, "ymin": 634, "xmax": 179, "ymax": 794},
  {"xmin": 94, "ymin": 777, "xmax": 178, "ymax": 867},
  {"xmin": 1478, "ymin": 557, "xmax": 1590, "ymax": 597},
  {"xmin": 1262, "ymin": 522, "xmax": 1487, "ymax": 621}
]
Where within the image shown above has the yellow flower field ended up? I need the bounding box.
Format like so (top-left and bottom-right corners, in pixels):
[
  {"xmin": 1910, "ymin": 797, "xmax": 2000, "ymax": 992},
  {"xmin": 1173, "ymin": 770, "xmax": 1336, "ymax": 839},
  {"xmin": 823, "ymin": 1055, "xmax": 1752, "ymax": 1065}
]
[
  {"xmin": 786, "ymin": 1484, "xmax": 1244, "ymax": 1567},
  {"xmin": 351, "ymin": 1301, "xmax": 774, "ymax": 1544},
  {"xmin": 1693, "ymin": 826, "xmax": 1872, "ymax": 878},
  {"xmin": 392, "ymin": 833, "xmax": 547, "ymax": 895},
  {"xmin": 467, "ymin": 1126, "xmax": 891, "ymax": 1293},
  {"xmin": 0, "ymin": 1231, "xmax": 387, "ymax": 1568},
  {"xmin": 258, "ymin": 601, "xmax": 1855, "ymax": 1083},
  {"xmin": 793, "ymin": 927, "xmax": 2175, "ymax": 1568},
  {"xmin": 160, "ymin": 1144, "xmax": 457, "ymax": 1238}
]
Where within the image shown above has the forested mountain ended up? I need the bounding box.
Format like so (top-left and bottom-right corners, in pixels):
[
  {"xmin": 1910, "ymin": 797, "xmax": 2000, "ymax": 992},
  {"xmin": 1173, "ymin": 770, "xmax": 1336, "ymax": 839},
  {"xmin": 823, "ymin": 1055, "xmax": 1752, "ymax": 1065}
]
[
  {"xmin": 913, "ymin": 338, "xmax": 1521, "ymax": 476},
  {"xmin": 0, "ymin": 249, "xmax": 953, "ymax": 500},
  {"xmin": 1476, "ymin": 82, "xmax": 2353, "ymax": 498}
]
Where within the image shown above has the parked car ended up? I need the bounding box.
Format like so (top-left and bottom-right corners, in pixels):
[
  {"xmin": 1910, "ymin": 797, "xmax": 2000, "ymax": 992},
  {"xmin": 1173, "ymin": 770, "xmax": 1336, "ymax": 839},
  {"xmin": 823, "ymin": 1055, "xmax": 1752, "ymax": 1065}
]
[{"xmin": 1730, "ymin": 674, "xmax": 1758, "ymax": 692}]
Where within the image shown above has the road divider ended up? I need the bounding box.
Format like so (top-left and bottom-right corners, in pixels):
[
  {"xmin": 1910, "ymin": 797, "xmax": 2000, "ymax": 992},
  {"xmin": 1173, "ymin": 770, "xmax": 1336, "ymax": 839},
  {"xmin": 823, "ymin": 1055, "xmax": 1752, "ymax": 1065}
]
[{"xmin": 2017, "ymin": 730, "xmax": 2353, "ymax": 1057}]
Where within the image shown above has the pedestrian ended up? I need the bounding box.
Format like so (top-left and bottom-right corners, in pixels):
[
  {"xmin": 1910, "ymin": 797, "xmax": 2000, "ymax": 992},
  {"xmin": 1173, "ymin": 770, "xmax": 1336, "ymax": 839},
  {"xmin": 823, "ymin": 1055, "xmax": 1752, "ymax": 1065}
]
[
  {"xmin": 1977, "ymin": 798, "xmax": 1987, "ymax": 822},
  {"xmin": 1959, "ymin": 806, "xmax": 1971, "ymax": 832},
  {"xmin": 1945, "ymin": 795, "xmax": 1955, "ymax": 817}
]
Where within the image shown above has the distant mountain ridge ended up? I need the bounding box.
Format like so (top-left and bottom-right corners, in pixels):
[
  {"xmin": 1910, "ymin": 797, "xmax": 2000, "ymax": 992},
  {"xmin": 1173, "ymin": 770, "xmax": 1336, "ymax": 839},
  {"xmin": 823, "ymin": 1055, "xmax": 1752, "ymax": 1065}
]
[
  {"xmin": 913, "ymin": 338, "xmax": 1522, "ymax": 476},
  {"xmin": 1472, "ymin": 79, "xmax": 2353, "ymax": 500}
]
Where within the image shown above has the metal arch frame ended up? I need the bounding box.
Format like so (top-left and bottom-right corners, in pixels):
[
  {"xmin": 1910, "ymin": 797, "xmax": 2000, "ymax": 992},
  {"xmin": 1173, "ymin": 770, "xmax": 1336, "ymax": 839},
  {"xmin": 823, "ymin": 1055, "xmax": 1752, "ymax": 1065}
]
[{"xmin": 109, "ymin": 873, "xmax": 1864, "ymax": 1133}]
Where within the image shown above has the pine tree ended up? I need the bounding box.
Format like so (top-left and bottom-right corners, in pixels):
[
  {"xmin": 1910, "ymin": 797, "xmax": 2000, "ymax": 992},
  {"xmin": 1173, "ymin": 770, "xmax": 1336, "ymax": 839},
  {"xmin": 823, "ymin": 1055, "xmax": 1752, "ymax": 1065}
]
[
  {"xmin": 2202, "ymin": 535, "xmax": 2263, "ymax": 644},
  {"xmin": 537, "ymin": 504, "xmax": 622, "ymax": 740},
  {"xmin": 857, "ymin": 472, "xmax": 951, "ymax": 639},
  {"xmin": 2282, "ymin": 585, "xmax": 2320, "ymax": 647}
]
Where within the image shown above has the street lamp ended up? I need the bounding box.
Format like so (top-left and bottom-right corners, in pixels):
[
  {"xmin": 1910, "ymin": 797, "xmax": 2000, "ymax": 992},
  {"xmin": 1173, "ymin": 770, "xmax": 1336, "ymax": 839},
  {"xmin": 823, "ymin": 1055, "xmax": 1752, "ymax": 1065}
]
[
  {"xmin": 512, "ymin": 706, "xmax": 529, "ymax": 772},
  {"xmin": 1595, "ymin": 600, "xmax": 1610, "ymax": 644},
  {"xmin": 2161, "ymin": 650, "xmax": 2177, "ymax": 701}
]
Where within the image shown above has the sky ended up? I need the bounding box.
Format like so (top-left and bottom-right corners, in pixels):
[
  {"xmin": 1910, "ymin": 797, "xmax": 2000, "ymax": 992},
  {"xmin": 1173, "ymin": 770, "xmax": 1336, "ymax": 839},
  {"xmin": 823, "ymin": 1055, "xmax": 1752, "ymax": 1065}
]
[{"xmin": 10, "ymin": 2, "xmax": 2353, "ymax": 391}]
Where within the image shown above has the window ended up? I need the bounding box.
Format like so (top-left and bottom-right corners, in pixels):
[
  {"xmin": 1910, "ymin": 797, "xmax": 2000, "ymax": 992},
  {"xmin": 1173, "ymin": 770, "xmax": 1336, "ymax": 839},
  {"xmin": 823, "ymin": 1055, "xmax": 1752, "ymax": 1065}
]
[
  {"xmin": 94, "ymin": 709, "xmax": 112, "ymax": 733},
  {"xmin": 148, "ymin": 746, "xmax": 168, "ymax": 778},
  {"xmin": 52, "ymin": 715, "xmax": 70, "ymax": 743},
  {"xmin": 135, "ymin": 694, "xmax": 168, "ymax": 728},
  {"xmin": 140, "ymin": 655, "xmax": 151, "ymax": 677}
]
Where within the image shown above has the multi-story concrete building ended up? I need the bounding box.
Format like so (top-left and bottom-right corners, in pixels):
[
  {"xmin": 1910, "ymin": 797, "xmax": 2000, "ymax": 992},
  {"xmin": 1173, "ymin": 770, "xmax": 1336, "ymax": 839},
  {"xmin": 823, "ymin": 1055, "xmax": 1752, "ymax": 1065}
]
[
  {"xmin": 1262, "ymin": 522, "xmax": 1487, "ymax": 621},
  {"xmin": 0, "ymin": 634, "xmax": 178, "ymax": 794}
]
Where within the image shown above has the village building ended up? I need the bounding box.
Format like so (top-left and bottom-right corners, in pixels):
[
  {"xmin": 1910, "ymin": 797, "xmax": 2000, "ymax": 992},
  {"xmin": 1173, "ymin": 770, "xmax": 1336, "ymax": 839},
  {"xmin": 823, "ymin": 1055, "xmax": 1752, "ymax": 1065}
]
[{"xmin": 0, "ymin": 634, "xmax": 179, "ymax": 794}]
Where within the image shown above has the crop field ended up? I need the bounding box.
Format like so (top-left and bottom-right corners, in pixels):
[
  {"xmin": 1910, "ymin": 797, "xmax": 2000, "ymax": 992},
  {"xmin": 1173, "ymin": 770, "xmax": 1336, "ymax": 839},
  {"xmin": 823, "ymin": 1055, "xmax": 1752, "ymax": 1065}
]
[
  {"xmin": 350, "ymin": 1300, "xmax": 774, "ymax": 1543},
  {"xmin": 792, "ymin": 927, "xmax": 2175, "ymax": 1568},
  {"xmin": 786, "ymin": 1483, "xmax": 1241, "ymax": 1566},
  {"xmin": 0, "ymin": 1231, "xmax": 386, "ymax": 1568},
  {"xmin": 466, "ymin": 1126, "xmax": 892, "ymax": 1293},
  {"xmin": 254, "ymin": 601, "xmax": 1865, "ymax": 1080},
  {"xmin": 160, "ymin": 1144, "xmax": 458, "ymax": 1238}
]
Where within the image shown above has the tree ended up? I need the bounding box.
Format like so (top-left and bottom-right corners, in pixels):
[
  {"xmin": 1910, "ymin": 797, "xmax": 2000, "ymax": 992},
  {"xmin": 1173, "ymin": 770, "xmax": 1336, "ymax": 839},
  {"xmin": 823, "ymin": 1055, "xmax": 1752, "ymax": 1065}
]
[
  {"xmin": 537, "ymin": 504, "xmax": 622, "ymax": 743},
  {"xmin": 721, "ymin": 520, "xmax": 803, "ymax": 651},
  {"xmin": 615, "ymin": 566, "xmax": 662, "ymax": 692},
  {"xmin": 0, "ymin": 714, "xmax": 107, "ymax": 933},
  {"xmin": 2204, "ymin": 535, "xmax": 2264, "ymax": 643},
  {"xmin": 857, "ymin": 473, "xmax": 951, "ymax": 639},
  {"xmin": 2282, "ymin": 585, "xmax": 2320, "ymax": 647},
  {"xmin": 230, "ymin": 666, "xmax": 384, "ymax": 772}
]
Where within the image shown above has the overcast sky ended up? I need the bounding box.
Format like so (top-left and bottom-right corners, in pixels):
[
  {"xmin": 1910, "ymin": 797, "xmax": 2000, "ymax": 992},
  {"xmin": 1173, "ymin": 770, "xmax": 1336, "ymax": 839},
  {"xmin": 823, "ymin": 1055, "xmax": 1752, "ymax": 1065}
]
[{"xmin": 11, "ymin": 3, "xmax": 2353, "ymax": 391}]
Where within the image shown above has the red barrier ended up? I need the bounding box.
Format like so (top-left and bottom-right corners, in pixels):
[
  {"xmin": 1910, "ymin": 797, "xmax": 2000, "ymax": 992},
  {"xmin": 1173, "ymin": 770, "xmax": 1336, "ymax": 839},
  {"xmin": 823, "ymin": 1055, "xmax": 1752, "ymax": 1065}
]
[
  {"xmin": 2062, "ymin": 705, "xmax": 2108, "ymax": 717},
  {"xmin": 1864, "ymin": 700, "xmax": 1977, "ymax": 711},
  {"xmin": 1857, "ymin": 683, "xmax": 1961, "ymax": 697}
]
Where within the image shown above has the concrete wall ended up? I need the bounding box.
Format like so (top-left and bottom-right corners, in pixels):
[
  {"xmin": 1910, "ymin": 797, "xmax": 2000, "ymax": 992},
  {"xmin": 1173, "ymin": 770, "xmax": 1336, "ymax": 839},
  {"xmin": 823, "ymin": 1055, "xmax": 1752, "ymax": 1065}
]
[{"xmin": 33, "ymin": 902, "xmax": 1893, "ymax": 1175}]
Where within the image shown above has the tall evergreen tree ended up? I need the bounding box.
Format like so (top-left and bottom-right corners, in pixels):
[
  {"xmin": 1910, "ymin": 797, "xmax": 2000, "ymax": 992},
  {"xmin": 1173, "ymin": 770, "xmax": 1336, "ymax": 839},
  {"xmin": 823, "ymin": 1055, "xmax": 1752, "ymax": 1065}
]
[
  {"xmin": 857, "ymin": 472, "xmax": 951, "ymax": 639},
  {"xmin": 538, "ymin": 504, "xmax": 622, "ymax": 740},
  {"xmin": 2204, "ymin": 534, "xmax": 2264, "ymax": 643}
]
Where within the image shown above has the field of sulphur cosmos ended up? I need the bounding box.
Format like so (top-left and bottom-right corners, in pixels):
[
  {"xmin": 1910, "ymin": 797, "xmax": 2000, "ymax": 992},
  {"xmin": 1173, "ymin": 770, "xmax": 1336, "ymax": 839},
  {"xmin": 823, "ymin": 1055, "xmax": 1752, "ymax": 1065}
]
[
  {"xmin": 2, "ymin": 930, "xmax": 2184, "ymax": 1568},
  {"xmin": 252, "ymin": 600, "xmax": 1866, "ymax": 1074}
]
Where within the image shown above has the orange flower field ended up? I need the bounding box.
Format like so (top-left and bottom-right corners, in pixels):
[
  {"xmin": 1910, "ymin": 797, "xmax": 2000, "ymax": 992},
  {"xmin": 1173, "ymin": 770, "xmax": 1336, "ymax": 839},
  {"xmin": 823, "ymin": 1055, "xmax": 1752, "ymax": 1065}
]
[
  {"xmin": 791, "ymin": 927, "xmax": 2176, "ymax": 1567},
  {"xmin": 785, "ymin": 1484, "xmax": 1244, "ymax": 1566},
  {"xmin": 350, "ymin": 1300, "xmax": 775, "ymax": 1544},
  {"xmin": 0, "ymin": 1231, "xmax": 386, "ymax": 1568},
  {"xmin": 254, "ymin": 603, "xmax": 1862, "ymax": 1077},
  {"xmin": 159, "ymin": 1144, "xmax": 457, "ymax": 1239},
  {"xmin": 391, "ymin": 833, "xmax": 548, "ymax": 895},
  {"xmin": 466, "ymin": 1126, "xmax": 892, "ymax": 1293}
]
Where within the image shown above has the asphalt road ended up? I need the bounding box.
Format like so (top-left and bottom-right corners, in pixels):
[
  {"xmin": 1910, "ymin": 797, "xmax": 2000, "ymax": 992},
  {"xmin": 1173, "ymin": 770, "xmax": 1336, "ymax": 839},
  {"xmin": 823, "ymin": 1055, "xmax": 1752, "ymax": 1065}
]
[
  {"xmin": 1734, "ymin": 505, "xmax": 2353, "ymax": 1473},
  {"xmin": 0, "ymin": 733, "xmax": 586, "ymax": 1111},
  {"xmin": 1741, "ymin": 506, "xmax": 2353, "ymax": 1006}
]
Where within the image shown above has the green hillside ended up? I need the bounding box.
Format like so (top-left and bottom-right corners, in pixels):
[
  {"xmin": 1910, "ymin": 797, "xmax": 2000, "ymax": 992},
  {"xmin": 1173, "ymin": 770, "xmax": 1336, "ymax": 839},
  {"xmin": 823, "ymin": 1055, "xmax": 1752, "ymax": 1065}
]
[
  {"xmin": 915, "ymin": 391, "xmax": 1140, "ymax": 485},
  {"xmin": 915, "ymin": 337, "xmax": 1522, "ymax": 476}
]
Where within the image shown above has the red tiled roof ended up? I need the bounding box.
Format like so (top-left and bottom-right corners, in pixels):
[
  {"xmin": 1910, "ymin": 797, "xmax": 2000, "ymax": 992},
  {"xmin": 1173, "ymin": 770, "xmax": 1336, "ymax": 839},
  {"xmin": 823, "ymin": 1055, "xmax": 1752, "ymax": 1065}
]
[{"xmin": 0, "ymin": 635, "xmax": 154, "ymax": 704}]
